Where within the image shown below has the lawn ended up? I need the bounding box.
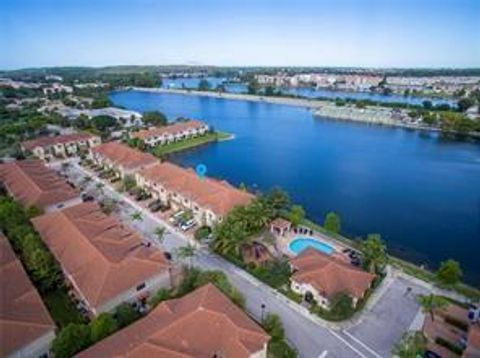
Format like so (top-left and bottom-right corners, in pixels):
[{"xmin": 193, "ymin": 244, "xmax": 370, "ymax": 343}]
[
  {"xmin": 152, "ymin": 131, "xmax": 232, "ymax": 156},
  {"xmin": 43, "ymin": 288, "xmax": 85, "ymax": 328}
]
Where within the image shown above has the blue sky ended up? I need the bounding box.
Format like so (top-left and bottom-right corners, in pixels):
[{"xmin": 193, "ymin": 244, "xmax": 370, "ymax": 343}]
[{"xmin": 1, "ymin": 0, "xmax": 479, "ymax": 70}]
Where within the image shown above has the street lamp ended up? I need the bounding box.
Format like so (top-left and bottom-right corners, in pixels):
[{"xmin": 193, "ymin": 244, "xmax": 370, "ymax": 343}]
[{"xmin": 260, "ymin": 303, "xmax": 266, "ymax": 322}]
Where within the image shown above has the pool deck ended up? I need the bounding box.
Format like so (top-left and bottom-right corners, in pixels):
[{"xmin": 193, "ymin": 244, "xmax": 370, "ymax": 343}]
[{"xmin": 276, "ymin": 229, "xmax": 351, "ymax": 259}]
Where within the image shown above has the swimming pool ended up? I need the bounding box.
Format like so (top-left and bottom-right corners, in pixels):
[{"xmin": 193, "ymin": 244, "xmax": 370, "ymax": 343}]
[{"xmin": 289, "ymin": 237, "xmax": 334, "ymax": 255}]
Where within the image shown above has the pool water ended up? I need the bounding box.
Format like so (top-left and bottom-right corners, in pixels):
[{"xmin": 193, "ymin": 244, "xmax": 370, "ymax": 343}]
[{"xmin": 289, "ymin": 237, "xmax": 334, "ymax": 255}]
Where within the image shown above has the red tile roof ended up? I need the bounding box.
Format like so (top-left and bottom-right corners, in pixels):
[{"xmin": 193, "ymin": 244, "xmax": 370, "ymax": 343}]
[
  {"xmin": 31, "ymin": 202, "xmax": 170, "ymax": 311},
  {"xmin": 466, "ymin": 325, "xmax": 480, "ymax": 356},
  {"xmin": 77, "ymin": 283, "xmax": 269, "ymax": 358},
  {"xmin": 22, "ymin": 133, "xmax": 97, "ymax": 151},
  {"xmin": 0, "ymin": 159, "xmax": 79, "ymax": 210},
  {"xmin": 290, "ymin": 248, "xmax": 375, "ymax": 299},
  {"xmin": 0, "ymin": 233, "xmax": 55, "ymax": 357},
  {"xmin": 131, "ymin": 120, "xmax": 207, "ymax": 141},
  {"xmin": 91, "ymin": 142, "xmax": 157, "ymax": 170},
  {"xmin": 139, "ymin": 162, "xmax": 254, "ymax": 216}
]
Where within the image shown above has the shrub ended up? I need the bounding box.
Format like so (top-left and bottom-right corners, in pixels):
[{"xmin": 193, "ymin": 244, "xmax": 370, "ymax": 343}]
[
  {"xmin": 90, "ymin": 313, "xmax": 118, "ymax": 343},
  {"xmin": 52, "ymin": 323, "xmax": 91, "ymax": 358},
  {"xmin": 194, "ymin": 226, "xmax": 211, "ymax": 241},
  {"xmin": 149, "ymin": 288, "xmax": 172, "ymax": 308},
  {"xmin": 114, "ymin": 303, "xmax": 141, "ymax": 328},
  {"xmin": 435, "ymin": 337, "xmax": 464, "ymax": 355}
]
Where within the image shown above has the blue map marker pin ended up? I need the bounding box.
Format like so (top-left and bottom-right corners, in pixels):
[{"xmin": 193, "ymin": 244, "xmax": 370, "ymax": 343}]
[{"xmin": 196, "ymin": 164, "xmax": 207, "ymax": 180}]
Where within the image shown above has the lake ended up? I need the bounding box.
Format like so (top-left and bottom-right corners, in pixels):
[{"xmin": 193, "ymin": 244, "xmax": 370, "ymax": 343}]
[
  {"xmin": 162, "ymin": 77, "xmax": 455, "ymax": 106},
  {"xmin": 110, "ymin": 90, "xmax": 480, "ymax": 285}
]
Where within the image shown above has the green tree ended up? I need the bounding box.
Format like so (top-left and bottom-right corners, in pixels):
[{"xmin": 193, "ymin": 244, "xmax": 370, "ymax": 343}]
[
  {"xmin": 436, "ymin": 259, "xmax": 462, "ymax": 285},
  {"xmin": 149, "ymin": 288, "xmax": 172, "ymax": 308},
  {"xmin": 143, "ymin": 111, "xmax": 168, "ymax": 126},
  {"xmin": 247, "ymin": 78, "xmax": 260, "ymax": 95},
  {"xmin": 130, "ymin": 211, "xmax": 143, "ymax": 222},
  {"xmin": 154, "ymin": 226, "xmax": 166, "ymax": 244},
  {"xmin": 90, "ymin": 313, "xmax": 118, "ymax": 343},
  {"xmin": 361, "ymin": 234, "xmax": 387, "ymax": 274},
  {"xmin": 264, "ymin": 187, "xmax": 291, "ymax": 213},
  {"xmin": 52, "ymin": 323, "xmax": 91, "ymax": 358},
  {"xmin": 122, "ymin": 175, "xmax": 136, "ymax": 191},
  {"xmin": 329, "ymin": 293, "xmax": 354, "ymax": 318},
  {"xmin": 26, "ymin": 248, "xmax": 59, "ymax": 291},
  {"xmin": 92, "ymin": 115, "xmax": 117, "ymax": 131},
  {"xmin": 288, "ymin": 205, "xmax": 305, "ymax": 227},
  {"xmin": 457, "ymin": 97, "xmax": 475, "ymax": 112},
  {"xmin": 392, "ymin": 331, "xmax": 427, "ymax": 358},
  {"xmin": 422, "ymin": 100, "xmax": 433, "ymax": 110},
  {"xmin": 198, "ymin": 79, "xmax": 211, "ymax": 91},
  {"xmin": 114, "ymin": 303, "xmax": 140, "ymax": 328},
  {"xmin": 262, "ymin": 314, "xmax": 284, "ymax": 340},
  {"xmin": 176, "ymin": 244, "xmax": 197, "ymax": 268},
  {"xmin": 417, "ymin": 294, "xmax": 448, "ymax": 322},
  {"xmin": 324, "ymin": 212, "xmax": 341, "ymax": 233}
]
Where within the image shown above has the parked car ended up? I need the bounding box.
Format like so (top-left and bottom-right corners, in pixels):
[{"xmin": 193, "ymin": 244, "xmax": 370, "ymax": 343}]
[
  {"xmin": 81, "ymin": 193, "xmax": 95, "ymax": 202},
  {"xmin": 181, "ymin": 219, "xmax": 196, "ymax": 232}
]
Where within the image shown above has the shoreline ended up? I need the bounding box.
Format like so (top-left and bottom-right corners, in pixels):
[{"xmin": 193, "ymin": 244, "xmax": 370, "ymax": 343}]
[{"xmin": 128, "ymin": 87, "xmax": 479, "ymax": 138}]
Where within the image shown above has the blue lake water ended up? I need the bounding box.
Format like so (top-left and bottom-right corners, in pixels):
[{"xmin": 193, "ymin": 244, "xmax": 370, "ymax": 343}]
[
  {"xmin": 110, "ymin": 90, "xmax": 480, "ymax": 285},
  {"xmin": 162, "ymin": 77, "xmax": 455, "ymax": 106}
]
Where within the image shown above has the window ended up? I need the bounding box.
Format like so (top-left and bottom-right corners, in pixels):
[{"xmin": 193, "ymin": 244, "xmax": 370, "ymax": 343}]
[{"xmin": 136, "ymin": 283, "xmax": 146, "ymax": 291}]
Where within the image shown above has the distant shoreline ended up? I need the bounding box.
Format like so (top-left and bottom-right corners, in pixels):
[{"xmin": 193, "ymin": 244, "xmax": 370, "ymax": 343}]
[{"xmin": 126, "ymin": 87, "xmax": 479, "ymax": 139}]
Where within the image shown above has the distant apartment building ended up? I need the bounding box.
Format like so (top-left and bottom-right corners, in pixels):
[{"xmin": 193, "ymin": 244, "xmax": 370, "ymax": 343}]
[
  {"xmin": 0, "ymin": 233, "xmax": 56, "ymax": 358},
  {"xmin": 77, "ymin": 283, "xmax": 270, "ymax": 358},
  {"xmin": 21, "ymin": 132, "xmax": 101, "ymax": 161},
  {"xmin": 136, "ymin": 162, "xmax": 254, "ymax": 226},
  {"xmin": 31, "ymin": 202, "xmax": 172, "ymax": 316},
  {"xmin": 289, "ymin": 248, "xmax": 375, "ymax": 309},
  {"xmin": 131, "ymin": 120, "xmax": 209, "ymax": 147},
  {"xmin": 0, "ymin": 159, "xmax": 81, "ymax": 212},
  {"xmin": 89, "ymin": 142, "xmax": 157, "ymax": 178},
  {"xmin": 42, "ymin": 83, "xmax": 73, "ymax": 95},
  {"xmin": 57, "ymin": 107, "xmax": 143, "ymax": 127}
]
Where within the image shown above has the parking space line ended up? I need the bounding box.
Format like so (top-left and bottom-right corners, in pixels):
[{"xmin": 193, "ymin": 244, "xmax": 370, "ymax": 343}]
[
  {"xmin": 342, "ymin": 330, "xmax": 383, "ymax": 358},
  {"xmin": 327, "ymin": 329, "xmax": 368, "ymax": 358}
]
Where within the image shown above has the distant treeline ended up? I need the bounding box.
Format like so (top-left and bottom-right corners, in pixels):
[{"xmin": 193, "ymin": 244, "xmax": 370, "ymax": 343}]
[{"xmin": 2, "ymin": 66, "xmax": 480, "ymax": 81}]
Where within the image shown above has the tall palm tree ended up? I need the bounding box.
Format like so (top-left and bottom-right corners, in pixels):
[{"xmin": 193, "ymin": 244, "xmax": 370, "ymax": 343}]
[
  {"xmin": 96, "ymin": 182, "xmax": 105, "ymax": 195},
  {"xmin": 417, "ymin": 294, "xmax": 448, "ymax": 322},
  {"xmin": 154, "ymin": 227, "xmax": 166, "ymax": 244},
  {"xmin": 361, "ymin": 234, "xmax": 387, "ymax": 274},
  {"xmin": 176, "ymin": 244, "xmax": 197, "ymax": 268},
  {"xmin": 130, "ymin": 211, "xmax": 143, "ymax": 222}
]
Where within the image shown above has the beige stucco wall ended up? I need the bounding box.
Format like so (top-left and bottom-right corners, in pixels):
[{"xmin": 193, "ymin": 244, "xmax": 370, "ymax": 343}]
[{"xmin": 6, "ymin": 329, "xmax": 55, "ymax": 358}]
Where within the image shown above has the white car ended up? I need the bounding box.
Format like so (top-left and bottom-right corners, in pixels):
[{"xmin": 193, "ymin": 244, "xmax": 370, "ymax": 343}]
[{"xmin": 181, "ymin": 219, "xmax": 196, "ymax": 231}]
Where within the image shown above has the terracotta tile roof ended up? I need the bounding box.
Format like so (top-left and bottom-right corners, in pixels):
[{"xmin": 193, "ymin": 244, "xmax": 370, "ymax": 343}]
[
  {"xmin": 270, "ymin": 218, "xmax": 291, "ymax": 229},
  {"xmin": 31, "ymin": 202, "xmax": 170, "ymax": 311},
  {"xmin": 139, "ymin": 162, "xmax": 254, "ymax": 216},
  {"xmin": 22, "ymin": 133, "xmax": 97, "ymax": 151},
  {"xmin": 91, "ymin": 142, "xmax": 157, "ymax": 170},
  {"xmin": 131, "ymin": 120, "xmax": 208, "ymax": 141},
  {"xmin": 0, "ymin": 159, "xmax": 79, "ymax": 209},
  {"xmin": 466, "ymin": 324, "xmax": 480, "ymax": 356},
  {"xmin": 77, "ymin": 283, "xmax": 270, "ymax": 358},
  {"xmin": 290, "ymin": 248, "xmax": 375, "ymax": 299},
  {"xmin": 0, "ymin": 233, "xmax": 55, "ymax": 357}
]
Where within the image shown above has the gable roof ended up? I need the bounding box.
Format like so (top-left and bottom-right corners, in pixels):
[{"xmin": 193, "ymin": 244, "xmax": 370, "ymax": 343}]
[
  {"xmin": 21, "ymin": 132, "xmax": 97, "ymax": 151},
  {"xmin": 77, "ymin": 283, "xmax": 269, "ymax": 358},
  {"xmin": 131, "ymin": 120, "xmax": 207, "ymax": 141},
  {"xmin": 0, "ymin": 233, "xmax": 55, "ymax": 357},
  {"xmin": 0, "ymin": 159, "xmax": 79, "ymax": 210},
  {"xmin": 139, "ymin": 162, "xmax": 254, "ymax": 216},
  {"xmin": 31, "ymin": 202, "xmax": 170, "ymax": 310},
  {"xmin": 91, "ymin": 142, "xmax": 157, "ymax": 170},
  {"xmin": 290, "ymin": 248, "xmax": 375, "ymax": 299}
]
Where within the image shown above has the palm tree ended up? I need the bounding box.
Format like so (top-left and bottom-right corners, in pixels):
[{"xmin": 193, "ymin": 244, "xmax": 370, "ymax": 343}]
[
  {"xmin": 417, "ymin": 294, "xmax": 448, "ymax": 322},
  {"xmin": 361, "ymin": 234, "xmax": 387, "ymax": 274},
  {"xmin": 176, "ymin": 244, "xmax": 197, "ymax": 268},
  {"xmin": 213, "ymin": 219, "xmax": 249, "ymax": 256},
  {"xmin": 130, "ymin": 211, "xmax": 143, "ymax": 222},
  {"xmin": 95, "ymin": 182, "xmax": 105, "ymax": 194},
  {"xmin": 154, "ymin": 227, "xmax": 166, "ymax": 244}
]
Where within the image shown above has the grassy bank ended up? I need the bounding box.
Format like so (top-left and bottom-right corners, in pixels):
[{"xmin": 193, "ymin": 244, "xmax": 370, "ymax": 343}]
[{"xmin": 152, "ymin": 131, "xmax": 232, "ymax": 156}]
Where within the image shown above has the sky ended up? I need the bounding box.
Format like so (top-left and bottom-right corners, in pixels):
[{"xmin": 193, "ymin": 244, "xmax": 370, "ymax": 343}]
[{"xmin": 1, "ymin": 0, "xmax": 479, "ymax": 70}]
